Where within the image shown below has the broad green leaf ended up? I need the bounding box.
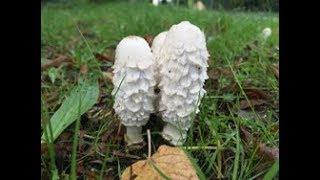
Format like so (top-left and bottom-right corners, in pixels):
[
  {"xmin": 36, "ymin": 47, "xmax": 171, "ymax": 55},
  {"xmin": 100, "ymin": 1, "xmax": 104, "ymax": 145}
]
[
  {"xmin": 263, "ymin": 159, "xmax": 279, "ymax": 180},
  {"xmin": 41, "ymin": 79, "xmax": 99, "ymax": 143}
]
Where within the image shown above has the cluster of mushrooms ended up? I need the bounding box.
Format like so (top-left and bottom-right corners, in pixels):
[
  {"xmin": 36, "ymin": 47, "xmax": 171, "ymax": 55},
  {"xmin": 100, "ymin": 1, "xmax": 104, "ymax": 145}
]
[{"xmin": 112, "ymin": 21, "xmax": 209, "ymax": 146}]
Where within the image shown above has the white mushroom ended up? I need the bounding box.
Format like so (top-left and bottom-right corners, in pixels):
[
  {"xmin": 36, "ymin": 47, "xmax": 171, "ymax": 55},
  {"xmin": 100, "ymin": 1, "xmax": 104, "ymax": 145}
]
[
  {"xmin": 151, "ymin": 31, "xmax": 168, "ymax": 56},
  {"xmin": 262, "ymin": 27, "xmax": 272, "ymax": 39},
  {"xmin": 152, "ymin": 31, "xmax": 168, "ymax": 84},
  {"xmin": 112, "ymin": 36, "xmax": 157, "ymax": 146},
  {"xmin": 151, "ymin": 31, "xmax": 168, "ymax": 111},
  {"xmin": 157, "ymin": 21, "xmax": 209, "ymax": 146}
]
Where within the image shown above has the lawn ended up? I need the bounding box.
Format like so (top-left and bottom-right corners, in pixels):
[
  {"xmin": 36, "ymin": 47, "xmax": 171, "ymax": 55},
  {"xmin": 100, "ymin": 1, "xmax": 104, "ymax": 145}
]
[{"xmin": 41, "ymin": 1, "xmax": 279, "ymax": 179}]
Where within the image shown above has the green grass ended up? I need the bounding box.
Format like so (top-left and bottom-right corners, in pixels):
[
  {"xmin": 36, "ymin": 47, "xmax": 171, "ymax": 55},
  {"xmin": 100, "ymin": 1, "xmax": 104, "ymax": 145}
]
[{"xmin": 41, "ymin": 1, "xmax": 278, "ymax": 179}]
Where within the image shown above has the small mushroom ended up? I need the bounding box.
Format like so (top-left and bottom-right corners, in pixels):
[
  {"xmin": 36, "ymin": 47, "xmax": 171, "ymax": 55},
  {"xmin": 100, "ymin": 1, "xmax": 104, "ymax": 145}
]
[
  {"xmin": 157, "ymin": 21, "xmax": 209, "ymax": 146},
  {"xmin": 112, "ymin": 36, "xmax": 157, "ymax": 146},
  {"xmin": 262, "ymin": 27, "xmax": 272, "ymax": 39}
]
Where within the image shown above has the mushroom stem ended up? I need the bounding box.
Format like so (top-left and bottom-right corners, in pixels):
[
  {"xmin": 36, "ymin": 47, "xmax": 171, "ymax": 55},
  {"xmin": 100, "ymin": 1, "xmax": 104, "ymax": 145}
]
[
  {"xmin": 161, "ymin": 123, "xmax": 187, "ymax": 146},
  {"xmin": 125, "ymin": 126, "xmax": 144, "ymax": 145}
]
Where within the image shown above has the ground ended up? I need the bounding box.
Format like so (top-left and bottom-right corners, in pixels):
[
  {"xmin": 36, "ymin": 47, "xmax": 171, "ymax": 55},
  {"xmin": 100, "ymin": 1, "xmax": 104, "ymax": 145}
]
[{"xmin": 41, "ymin": 1, "xmax": 279, "ymax": 179}]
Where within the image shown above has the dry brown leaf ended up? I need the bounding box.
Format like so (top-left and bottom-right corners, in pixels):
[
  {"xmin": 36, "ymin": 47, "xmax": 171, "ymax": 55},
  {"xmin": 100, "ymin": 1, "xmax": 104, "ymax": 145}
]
[
  {"xmin": 80, "ymin": 64, "xmax": 88, "ymax": 74},
  {"xmin": 94, "ymin": 53, "xmax": 114, "ymax": 62},
  {"xmin": 208, "ymin": 67, "xmax": 233, "ymax": 81},
  {"xmin": 41, "ymin": 55, "xmax": 73, "ymax": 70},
  {"xmin": 240, "ymin": 99, "xmax": 267, "ymax": 109},
  {"xmin": 240, "ymin": 87, "xmax": 271, "ymax": 109},
  {"xmin": 86, "ymin": 170, "xmax": 98, "ymax": 180},
  {"xmin": 208, "ymin": 68, "xmax": 220, "ymax": 80},
  {"xmin": 121, "ymin": 145, "xmax": 199, "ymax": 180},
  {"xmin": 240, "ymin": 126, "xmax": 252, "ymax": 143},
  {"xmin": 258, "ymin": 143, "xmax": 279, "ymax": 161},
  {"xmin": 244, "ymin": 87, "xmax": 270, "ymax": 100}
]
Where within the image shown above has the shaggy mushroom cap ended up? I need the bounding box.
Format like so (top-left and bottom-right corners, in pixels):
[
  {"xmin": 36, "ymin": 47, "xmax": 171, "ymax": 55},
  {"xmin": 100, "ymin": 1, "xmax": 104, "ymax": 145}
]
[
  {"xmin": 112, "ymin": 36, "xmax": 157, "ymax": 145},
  {"xmin": 151, "ymin": 31, "xmax": 168, "ymax": 56},
  {"xmin": 158, "ymin": 21, "xmax": 209, "ymax": 145},
  {"xmin": 152, "ymin": 31, "xmax": 168, "ymax": 85}
]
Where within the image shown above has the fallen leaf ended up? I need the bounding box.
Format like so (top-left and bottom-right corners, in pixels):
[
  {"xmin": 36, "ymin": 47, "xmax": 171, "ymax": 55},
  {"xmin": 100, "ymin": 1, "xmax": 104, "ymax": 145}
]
[
  {"xmin": 240, "ymin": 126, "xmax": 252, "ymax": 143},
  {"xmin": 80, "ymin": 64, "xmax": 88, "ymax": 74},
  {"xmin": 86, "ymin": 170, "xmax": 98, "ymax": 180},
  {"xmin": 240, "ymin": 99, "xmax": 267, "ymax": 109},
  {"xmin": 236, "ymin": 110, "xmax": 269, "ymax": 123},
  {"xmin": 208, "ymin": 68, "xmax": 220, "ymax": 80},
  {"xmin": 219, "ymin": 67, "xmax": 233, "ymax": 76},
  {"xmin": 121, "ymin": 145, "xmax": 199, "ymax": 180},
  {"xmin": 77, "ymin": 161, "xmax": 85, "ymax": 176},
  {"xmin": 243, "ymin": 87, "xmax": 270, "ymax": 100},
  {"xmin": 258, "ymin": 143, "xmax": 279, "ymax": 160},
  {"xmin": 240, "ymin": 87, "xmax": 271, "ymax": 109},
  {"xmin": 208, "ymin": 67, "xmax": 233, "ymax": 81},
  {"xmin": 41, "ymin": 55, "xmax": 73, "ymax": 70},
  {"xmin": 94, "ymin": 53, "xmax": 113, "ymax": 62}
]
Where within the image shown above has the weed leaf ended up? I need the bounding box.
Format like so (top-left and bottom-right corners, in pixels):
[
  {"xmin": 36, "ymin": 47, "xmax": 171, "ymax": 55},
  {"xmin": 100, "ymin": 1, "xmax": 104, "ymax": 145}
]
[{"xmin": 41, "ymin": 79, "xmax": 99, "ymax": 143}]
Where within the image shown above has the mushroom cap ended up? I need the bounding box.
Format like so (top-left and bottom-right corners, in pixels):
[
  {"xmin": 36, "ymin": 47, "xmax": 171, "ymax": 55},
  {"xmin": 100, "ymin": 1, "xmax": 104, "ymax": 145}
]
[
  {"xmin": 159, "ymin": 21, "xmax": 209, "ymax": 68},
  {"xmin": 114, "ymin": 36, "xmax": 154, "ymax": 71},
  {"xmin": 262, "ymin": 27, "xmax": 272, "ymax": 39},
  {"xmin": 112, "ymin": 36, "xmax": 156, "ymax": 127},
  {"xmin": 165, "ymin": 21, "xmax": 206, "ymax": 50},
  {"xmin": 151, "ymin": 31, "xmax": 168, "ymax": 55}
]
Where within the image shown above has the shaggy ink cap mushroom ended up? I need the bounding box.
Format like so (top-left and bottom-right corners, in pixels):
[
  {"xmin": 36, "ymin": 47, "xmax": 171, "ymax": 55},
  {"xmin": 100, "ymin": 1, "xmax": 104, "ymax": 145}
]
[
  {"xmin": 112, "ymin": 36, "xmax": 157, "ymax": 146},
  {"xmin": 157, "ymin": 21, "xmax": 209, "ymax": 146}
]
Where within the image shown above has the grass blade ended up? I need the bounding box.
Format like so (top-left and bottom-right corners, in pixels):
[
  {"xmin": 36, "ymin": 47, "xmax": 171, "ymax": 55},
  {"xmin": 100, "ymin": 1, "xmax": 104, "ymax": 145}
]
[
  {"xmin": 182, "ymin": 149, "xmax": 207, "ymax": 180},
  {"xmin": 70, "ymin": 89, "xmax": 83, "ymax": 180},
  {"xmin": 148, "ymin": 159, "xmax": 172, "ymax": 180},
  {"xmin": 229, "ymin": 105, "xmax": 241, "ymax": 180},
  {"xmin": 41, "ymin": 98, "xmax": 59, "ymax": 180},
  {"xmin": 117, "ymin": 158, "xmax": 121, "ymax": 179}
]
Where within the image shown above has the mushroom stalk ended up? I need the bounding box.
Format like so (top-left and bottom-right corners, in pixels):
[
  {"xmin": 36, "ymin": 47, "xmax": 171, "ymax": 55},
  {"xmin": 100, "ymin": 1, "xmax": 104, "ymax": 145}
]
[
  {"xmin": 125, "ymin": 126, "xmax": 143, "ymax": 145},
  {"xmin": 162, "ymin": 123, "xmax": 187, "ymax": 146}
]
